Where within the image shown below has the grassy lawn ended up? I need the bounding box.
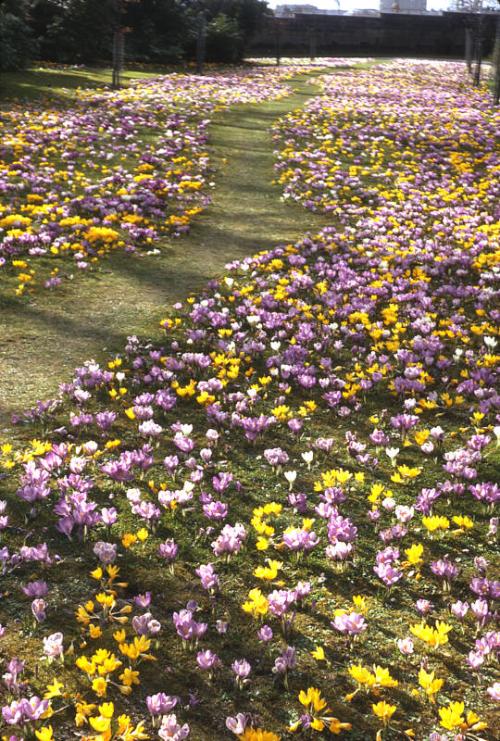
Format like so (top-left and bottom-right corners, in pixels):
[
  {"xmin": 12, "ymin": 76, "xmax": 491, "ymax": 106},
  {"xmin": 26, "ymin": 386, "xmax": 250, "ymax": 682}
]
[
  {"xmin": 0, "ymin": 65, "xmax": 174, "ymax": 101},
  {"xmin": 0, "ymin": 66, "xmax": 332, "ymax": 431},
  {"xmin": 0, "ymin": 60, "xmax": 498, "ymax": 741}
]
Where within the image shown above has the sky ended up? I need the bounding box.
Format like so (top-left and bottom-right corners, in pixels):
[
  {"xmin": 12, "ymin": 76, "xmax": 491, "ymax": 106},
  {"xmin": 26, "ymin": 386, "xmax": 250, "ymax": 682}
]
[{"xmin": 267, "ymin": 0, "xmax": 452, "ymax": 11}]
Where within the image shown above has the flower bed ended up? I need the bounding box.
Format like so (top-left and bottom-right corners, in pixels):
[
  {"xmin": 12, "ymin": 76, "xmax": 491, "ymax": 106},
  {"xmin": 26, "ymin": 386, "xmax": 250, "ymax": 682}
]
[
  {"xmin": 0, "ymin": 61, "xmax": 498, "ymax": 740},
  {"xmin": 0, "ymin": 68, "xmax": 291, "ymax": 295}
]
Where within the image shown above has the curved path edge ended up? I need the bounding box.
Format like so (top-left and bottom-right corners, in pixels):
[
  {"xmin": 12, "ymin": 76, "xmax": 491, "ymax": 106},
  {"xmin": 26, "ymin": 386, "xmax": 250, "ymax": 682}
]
[{"xmin": 0, "ymin": 70, "xmax": 331, "ymax": 431}]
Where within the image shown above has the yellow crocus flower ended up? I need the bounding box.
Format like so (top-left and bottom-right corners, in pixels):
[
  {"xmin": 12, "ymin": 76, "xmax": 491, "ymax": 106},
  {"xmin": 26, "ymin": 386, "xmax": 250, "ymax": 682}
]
[
  {"xmin": 372, "ymin": 701, "xmax": 396, "ymax": 725},
  {"xmin": 404, "ymin": 543, "xmax": 424, "ymax": 567},
  {"xmin": 439, "ymin": 701, "xmax": 465, "ymax": 731},
  {"xmin": 242, "ymin": 588, "xmax": 269, "ymax": 618},
  {"xmin": 35, "ymin": 727, "xmax": 54, "ymax": 741},
  {"xmin": 311, "ymin": 646, "xmax": 326, "ymax": 661},
  {"xmin": 418, "ymin": 667, "xmax": 443, "ymax": 701}
]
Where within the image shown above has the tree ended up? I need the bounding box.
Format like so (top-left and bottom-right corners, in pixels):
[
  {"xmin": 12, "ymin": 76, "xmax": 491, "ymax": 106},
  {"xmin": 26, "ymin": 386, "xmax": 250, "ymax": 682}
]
[
  {"xmin": 13, "ymin": 0, "xmax": 269, "ymax": 69},
  {"xmin": 456, "ymin": 0, "xmax": 486, "ymax": 85},
  {"xmin": 0, "ymin": 0, "xmax": 34, "ymax": 71},
  {"xmin": 33, "ymin": 0, "xmax": 115, "ymax": 64},
  {"xmin": 207, "ymin": 13, "xmax": 242, "ymax": 63},
  {"xmin": 125, "ymin": 0, "xmax": 188, "ymax": 64},
  {"xmin": 181, "ymin": 0, "xmax": 268, "ymax": 69},
  {"xmin": 493, "ymin": 4, "xmax": 500, "ymax": 104}
]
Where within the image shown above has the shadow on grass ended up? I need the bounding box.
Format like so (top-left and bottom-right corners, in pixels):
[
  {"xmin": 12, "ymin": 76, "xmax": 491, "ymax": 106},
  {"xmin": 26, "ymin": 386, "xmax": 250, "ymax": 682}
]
[{"xmin": 0, "ymin": 69, "xmax": 333, "ymax": 422}]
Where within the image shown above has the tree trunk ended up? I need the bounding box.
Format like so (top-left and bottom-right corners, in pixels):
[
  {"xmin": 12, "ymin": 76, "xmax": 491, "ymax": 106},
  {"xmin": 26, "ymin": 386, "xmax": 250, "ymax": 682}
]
[
  {"xmin": 196, "ymin": 12, "xmax": 207, "ymax": 75},
  {"xmin": 112, "ymin": 28, "xmax": 124, "ymax": 89},
  {"xmin": 473, "ymin": 15, "xmax": 482, "ymax": 87},
  {"xmin": 465, "ymin": 26, "xmax": 473, "ymax": 73},
  {"xmin": 112, "ymin": 0, "xmax": 124, "ymax": 90},
  {"xmin": 493, "ymin": 15, "xmax": 500, "ymax": 105},
  {"xmin": 275, "ymin": 19, "xmax": 281, "ymax": 66},
  {"xmin": 309, "ymin": 27, "xmax": 317, "ymax": 62}
]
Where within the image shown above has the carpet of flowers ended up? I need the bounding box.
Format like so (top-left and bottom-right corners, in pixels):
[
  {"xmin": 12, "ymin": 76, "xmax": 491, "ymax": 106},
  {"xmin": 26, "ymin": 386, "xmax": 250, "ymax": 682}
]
[
  {"xmin": 0, "ymin": 61, "xmax": 499, "ymax": 741},
  {"xmin": 0, "ymin": 68, "xmax": 291, "ymax": 295}
]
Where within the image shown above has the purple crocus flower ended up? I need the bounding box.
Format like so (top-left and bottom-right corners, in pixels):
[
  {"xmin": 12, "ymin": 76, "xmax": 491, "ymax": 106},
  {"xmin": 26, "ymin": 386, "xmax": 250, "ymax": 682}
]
[
  {"xmin": 257, "ymin": 624, "xmax": 273, "ymax": 642},
  {"xmin": 331, "ymin": 612, "xmax": 367, "ymax": 636},
  {"xmin": 197, "ymin": 650, "xmax": 221, "ymax": 673},
  {"xmin": 93, "ymin": 541, "xmax": 117, "ymax": 565},
  {"xmin": 146, "ymin": 692, "xmax": 178, "ymax": 716},
  {"xmin": 31, "ymin": 599, "xmax": 46, "ymax": 623},
  {"xmin": 158, "ymin": 714, "xmax": 190, "ymax": 740},
  {"xmin": 195, "ymin": 563, "xmax": 220, "ymax": 592}
]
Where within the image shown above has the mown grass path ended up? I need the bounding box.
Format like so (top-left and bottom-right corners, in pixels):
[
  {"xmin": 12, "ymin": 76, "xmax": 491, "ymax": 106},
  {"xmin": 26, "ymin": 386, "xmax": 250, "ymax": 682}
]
[{"xmin": 0, "ymin": 71, "xmax": 331, "ymax": 427}]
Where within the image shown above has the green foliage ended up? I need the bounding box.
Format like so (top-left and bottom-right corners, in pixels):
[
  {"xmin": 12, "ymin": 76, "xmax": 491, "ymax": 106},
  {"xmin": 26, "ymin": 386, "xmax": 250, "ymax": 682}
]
[
  {"xmin": 18, "ymin": 0, "xmax": 268, "ymax": 67},
  {"xmin": 125, "ymin": 0, "xmax": 189, "ymax": 63},
  {"xmin": 201, "ymin": 0, "xmax": 269, "ymax": 58},
  {"xmin": 207, "ymin": 13, "xmax": 242, "ymax": 62},
  {"xmin": 0, "ymin": 0, "xmax": 34, "ymax": 71},
  {"xmin": 32, "ymin": 0, "xmax": 116, "ymax": 64}
]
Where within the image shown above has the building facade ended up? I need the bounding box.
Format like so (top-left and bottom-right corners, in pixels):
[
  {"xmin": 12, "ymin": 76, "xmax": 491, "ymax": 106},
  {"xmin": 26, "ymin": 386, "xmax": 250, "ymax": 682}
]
[{"xmin": 380, "ymin": 0, "xmax": 427, "ymax": 12}]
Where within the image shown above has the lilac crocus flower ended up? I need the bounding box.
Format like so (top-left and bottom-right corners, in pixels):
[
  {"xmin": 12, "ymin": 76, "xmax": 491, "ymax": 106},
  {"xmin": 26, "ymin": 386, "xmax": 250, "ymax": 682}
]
[
  {"xmin": 374, "ymin": 562, "xmax": 402, "ymax": 587},
  {"xmin": 146, "ymin": 692, "xmax": 178, "ymax": 716},
  {"xmin": 2, "ymin": 658, "xmax": 25, "ymax": 692},
  {"xmin": 202, "ymin": 500, "xmax": 228, "ymax": 521},
  {"xmin": 326, "ymin": 541, "xmax": 353, "ymax": 562},
  {"xmin": 231, "ymin": 658, "xmax": 251, "ymax": 690},
  {"xmin": 159, "ymin": 539, "xmax": 178, "ymax": 570},
  {"xmin": 282, "ymin": 528, "xmax": 319, "ymax": 553},
  {"xmin": 264, "ymin": 448, "xmax": 289, "ymax": 468},
  {"xmin": 22, "ymin": 580, "xmax": 48, "ymax": 598},
  {"xmin": 2, "ymin": 696, "xmax": 49, "ymax": 725},
  {"xmin": 42, "ymin": 632, "xmax": 63, "ymax": 659},
  {"xmin": 132, "ymin": 613, "xmax": 162, "ymax": 636},
  {"xmin": 31, "ymin": 599, "xmax": 46, "ymax": 623},
  {"xmin": 134, "ymin": 592, "xmax": 152, "ymax": 609},
  {"xmin": 450, "ymin": 600, "xmax": 469, "ymax": 619},
  {"xmin": 257, "ymin": 624, "xmax": 273, "ymax": 642},
  {"xmin": 397, "ymin": 637, "xmax": 414, "ymax": 655},
  {"xmin": 331, "ymin": 612, "xmax": 367, "ymax": 636},
  {"xmin": 196, "ymin": 650, "xmax": 221, "ymax": 673},
  {"xmin": 487, "ymin": 682, "xmax": 500, "ymax": 702},
  {"xmin": 272, "ymin": 645, "xmax": 296, "ymax": 687},
  {"xmin": 471, "ymin": 598, "xmax": 490, "ymax": 627},
  {"xmin": 195, "ymin": 563, "xmax": 220, "ymax": 592},
  {"xmin": 158, "ymin": 714, "xmax": 190, "ymax": 740},
  {"xmin": 431, "ymin": 558, "xmax": 459, "ymax": 589},
  {"xmin": 93, "ymin": 541, "xmax": 117, "ymax": 565},
  {"xmin": 172, "ymin": 609, "xmax": 207, "ymax": 645},
  {"xmin": 226, "ymin": 713, "xmax": 247, "ymax": 735},
  {"xmin": 267, "ymin": 589, "xmax": 296, "ymax": 618},
  {"xmin": 415, "ymin": 599, "xmax": 433, "ymax": 615},
  {"xmin": 211, "ymin": 523, "xmax": 246, "ymax": 557}
]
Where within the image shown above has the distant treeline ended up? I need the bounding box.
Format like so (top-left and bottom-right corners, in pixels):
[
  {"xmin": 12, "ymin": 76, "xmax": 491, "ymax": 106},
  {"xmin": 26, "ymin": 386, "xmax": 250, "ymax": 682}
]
[{"xmin": 0, "ymin": 0, "xmax": 270, "ymax": 71}]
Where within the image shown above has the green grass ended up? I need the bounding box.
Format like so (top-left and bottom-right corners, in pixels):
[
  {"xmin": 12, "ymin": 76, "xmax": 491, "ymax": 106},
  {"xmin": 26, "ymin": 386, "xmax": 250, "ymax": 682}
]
[
  {"xmin": 0, "ymin": 65, "xmax": 174, "ymax": 101},
  {"xmin": 0, "ymin": 69, "xmax": 333, "ymax": 430},
  {"xmin": 0, "ymin": 62, "xmax": 498, "ymax": 740}
]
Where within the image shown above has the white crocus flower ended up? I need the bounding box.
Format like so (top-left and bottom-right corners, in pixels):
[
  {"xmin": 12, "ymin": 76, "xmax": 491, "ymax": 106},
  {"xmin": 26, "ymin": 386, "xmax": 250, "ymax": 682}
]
[
  {"xmin": 385, "ymin": 447, "xmax": 400, "ymax": 466},
  {"xmin": 284, "ymin": 470, "xmax": 297, "ymax": 490},
  {"xmin": 301, "ymin": 451, "xmax": 314, "ymax": 470},
  {"xmin": 493, "ymin": 426, "xmax": 500, "ymax": 446}
]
